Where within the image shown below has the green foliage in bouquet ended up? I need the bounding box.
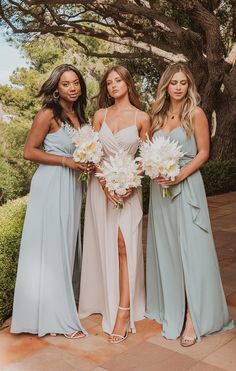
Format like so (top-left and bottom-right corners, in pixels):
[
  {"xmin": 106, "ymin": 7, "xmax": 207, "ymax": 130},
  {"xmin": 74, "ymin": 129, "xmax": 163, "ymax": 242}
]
[{"xmin": 0, "ymin": 197, "xmax": 27, "ymax": 327}]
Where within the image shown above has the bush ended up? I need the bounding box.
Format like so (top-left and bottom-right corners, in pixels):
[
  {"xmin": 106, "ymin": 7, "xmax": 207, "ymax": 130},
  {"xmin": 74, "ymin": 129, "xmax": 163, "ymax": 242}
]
[
  {"xmin": 0, "ymin": 197, "xmax": 27, "ymax": 327},
  {"xmin": 0, "ymin": 121, "xmax": 36, "ymax": 205},
  {"xmin": 200, "ymin": 159, "xmax": 236, "ymax": 195},
  {"xmin": 142, "ymin": 159, "xmax": 236, "ymax": 214}
]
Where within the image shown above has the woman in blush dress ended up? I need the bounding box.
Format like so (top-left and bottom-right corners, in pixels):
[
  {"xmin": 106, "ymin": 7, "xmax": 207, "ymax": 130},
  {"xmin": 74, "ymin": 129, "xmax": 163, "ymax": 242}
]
[
  {"xmin": 79, "ymin": 65, "xmax": 150, "ymax": 344},
  {"xmin": 146, "ymin": 63, "xmax": 234, "ymax": 346},
  {"xmin": 11, "ymin": 64, "xmax": 92, "ymax": 338}
]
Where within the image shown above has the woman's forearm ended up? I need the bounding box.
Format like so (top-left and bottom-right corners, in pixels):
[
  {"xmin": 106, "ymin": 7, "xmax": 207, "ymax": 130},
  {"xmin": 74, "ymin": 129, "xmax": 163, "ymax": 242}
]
[
  {"xmin": 23, "ymin": 147, "xmax": 69, "ymax": 166},
  {"xmin": 179, "ymin": 150, "xmax": 209, "ymax": 181}
]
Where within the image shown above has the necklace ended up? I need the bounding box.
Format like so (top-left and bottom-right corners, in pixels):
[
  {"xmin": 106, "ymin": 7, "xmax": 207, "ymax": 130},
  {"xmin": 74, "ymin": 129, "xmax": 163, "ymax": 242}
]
[{"xmin": 168, "ymin": 109, "xmax": 181, "ymax": 120}]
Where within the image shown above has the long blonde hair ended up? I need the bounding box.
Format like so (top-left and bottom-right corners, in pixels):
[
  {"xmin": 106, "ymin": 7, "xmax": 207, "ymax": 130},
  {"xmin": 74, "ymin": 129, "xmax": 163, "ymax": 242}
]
[
  {"xmin": 151, "ymin": 63, "xmax": 200, "ymax": 136},
  {"xmin": 97, "ymin": 65, "xmax": 141, "ymax": 109}
]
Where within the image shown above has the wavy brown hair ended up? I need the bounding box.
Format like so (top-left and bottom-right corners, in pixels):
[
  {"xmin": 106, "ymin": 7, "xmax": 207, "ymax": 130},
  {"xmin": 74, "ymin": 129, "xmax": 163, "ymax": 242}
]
[
  {"xmin": 151, "ymin": 63, "xmax": 200, "ymax": 137},
  {"xmin": 97, "ymin": 65, "xmax": 141, "ymax": 109}
]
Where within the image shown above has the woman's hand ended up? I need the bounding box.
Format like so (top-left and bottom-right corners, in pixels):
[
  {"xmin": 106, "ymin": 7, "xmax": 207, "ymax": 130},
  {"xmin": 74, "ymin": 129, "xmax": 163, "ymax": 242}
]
[
  {"xmin": 86, "ymin": 162, "xmax": 96, "ymax": 174},
  {"xmin": 64, "ymin": 158, "xmax": 88, "ymax": 171},
  {"xmin": 103, "ymin": 187, "xmax": 123, "ymax": 206},
  {"xmin": 121, "ymin": 188, "xmax": 134, "ymax": 199},
  {"xmin": 156, "ymin": 173, "xmax": 184, "ymax": 187}
]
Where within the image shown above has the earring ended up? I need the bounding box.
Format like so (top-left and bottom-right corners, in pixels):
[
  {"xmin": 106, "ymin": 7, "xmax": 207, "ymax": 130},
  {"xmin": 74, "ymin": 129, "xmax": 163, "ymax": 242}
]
[{"xmin": 53, "ymin": 90, "xmax": 60, "ymax": 99}]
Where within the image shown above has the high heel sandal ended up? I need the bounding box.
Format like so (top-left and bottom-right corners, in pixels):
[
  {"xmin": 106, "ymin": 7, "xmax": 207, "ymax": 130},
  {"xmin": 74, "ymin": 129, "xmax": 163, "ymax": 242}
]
[
  {"xmin": 64, "ymin": 331, "xmax": 85, "ymax": 339},
  {"xmin": 180, "ymin": 335, "xmax": 197, "ymax": 347},
  {"xmin": 109, "ymin": 306, "xmax": 130, "ymax": 344},
  {"xmin": 180, "ymin": 311, "xmax": 197, "ymax": 347},
  {"xmin": 50, "ymin": 331, "xmax": 85, "ymax": 339}
]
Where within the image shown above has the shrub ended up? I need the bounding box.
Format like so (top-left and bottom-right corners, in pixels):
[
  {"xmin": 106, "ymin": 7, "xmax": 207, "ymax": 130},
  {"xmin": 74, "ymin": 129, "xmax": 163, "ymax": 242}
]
[
  {"xmin": 0, "ymin": 121, "xmax": 36, "ymax": 205},
  {"xmin": 0, "ymin": 197, "xmax": 27, "ymax": 327},
  {"xmin": 200, "ymin": 159, "xmax": 236, "ymax": 195}
]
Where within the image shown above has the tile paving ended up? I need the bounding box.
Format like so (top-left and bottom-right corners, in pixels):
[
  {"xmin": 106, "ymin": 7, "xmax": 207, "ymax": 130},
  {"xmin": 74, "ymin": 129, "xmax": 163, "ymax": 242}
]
[{"xmin": 0, "ymin": 192, "xmax": 235, "ymax": 371}]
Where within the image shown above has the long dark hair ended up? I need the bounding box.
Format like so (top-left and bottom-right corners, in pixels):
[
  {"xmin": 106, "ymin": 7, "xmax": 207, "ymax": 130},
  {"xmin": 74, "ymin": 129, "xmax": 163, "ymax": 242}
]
[
  {"xmin": 98, "ymin": 65, "xmax": 141, "ymax": 109},
  {"xmin": 38, "ymin": 64, "xmax": 87, "ymax": 125}
]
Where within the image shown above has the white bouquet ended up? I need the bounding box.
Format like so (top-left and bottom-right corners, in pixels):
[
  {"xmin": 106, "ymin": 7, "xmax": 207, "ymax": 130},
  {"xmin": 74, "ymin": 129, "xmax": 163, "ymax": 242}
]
[
  {"xmin": 96, "ymin": 149, "xmax": 142, "ymax": 209},
  {"xmin": 138, "ymin": 135, "xmax": 185, "ymax": 198},
  {"xmin": 73, "ymin": 124, "xmax": 103, "ymax": 181}
]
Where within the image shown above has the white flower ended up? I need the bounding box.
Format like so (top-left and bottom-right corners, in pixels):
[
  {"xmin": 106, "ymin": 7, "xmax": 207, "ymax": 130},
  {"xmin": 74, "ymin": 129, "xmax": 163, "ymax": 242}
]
[
  {"xmin": 96, "ymin": 149, "xmax": 142, "ymax": 203},
  {"xmin": 137, "ymin": 135, "xmax": 185, "ymax": 197},
  {"xmin": 72, "ymin": 124, "xmax": 103, "ymax": 165}
]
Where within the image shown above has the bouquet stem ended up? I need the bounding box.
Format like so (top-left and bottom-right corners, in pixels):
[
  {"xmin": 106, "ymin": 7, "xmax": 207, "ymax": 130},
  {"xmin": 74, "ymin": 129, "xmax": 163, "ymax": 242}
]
[
  {"xmin": 162, "ymin": 186, "xmax": 172, "ymax": 198},
  {"xmin": 116, "ymin": 201, "xmax": 124, "ymax": 210},
  {"xmin": 79, "ymin": 171, "xmax": 90, "ymax": 183}
]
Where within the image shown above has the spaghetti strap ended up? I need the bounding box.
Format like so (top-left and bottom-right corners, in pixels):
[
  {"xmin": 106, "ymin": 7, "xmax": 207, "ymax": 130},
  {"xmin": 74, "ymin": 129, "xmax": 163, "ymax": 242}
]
[
  {"xmin": 134, "ymin": 109, "xmax": 138, "ymax": 126},
  {"xmin": 103, "ymin": 108, "xmax": 108, "ymax": 123}
]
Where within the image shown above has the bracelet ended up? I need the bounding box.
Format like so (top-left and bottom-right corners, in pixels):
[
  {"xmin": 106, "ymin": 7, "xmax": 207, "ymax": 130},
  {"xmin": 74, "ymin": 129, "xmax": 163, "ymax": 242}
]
[{"xmin": 61, "ymin": 156, "xmax": 67, "ymax": 167}]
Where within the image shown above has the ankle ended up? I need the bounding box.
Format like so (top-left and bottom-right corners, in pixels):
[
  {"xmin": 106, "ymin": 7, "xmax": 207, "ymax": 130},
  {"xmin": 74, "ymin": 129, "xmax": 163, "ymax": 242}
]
[{"xmin": 117, "ymin": 308, "xmax": 130, "ymax": 319}]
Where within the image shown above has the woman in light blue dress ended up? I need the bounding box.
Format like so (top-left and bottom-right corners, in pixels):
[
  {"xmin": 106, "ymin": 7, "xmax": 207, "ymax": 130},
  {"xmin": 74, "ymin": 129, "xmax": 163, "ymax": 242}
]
[
  {"xmin": 11, "ymin": 64, "xmax": 90, "ymax": 338},
  {"xmin": 146, "ymin": 63, "xmax": 234, "ymax": 346}
]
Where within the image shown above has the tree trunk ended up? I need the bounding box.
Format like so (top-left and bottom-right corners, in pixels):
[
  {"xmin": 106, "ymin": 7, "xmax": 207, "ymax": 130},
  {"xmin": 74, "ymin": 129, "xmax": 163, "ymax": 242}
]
[{"xmin": 210, "ymin": 67, "xmax": 236, "ymax": 160}]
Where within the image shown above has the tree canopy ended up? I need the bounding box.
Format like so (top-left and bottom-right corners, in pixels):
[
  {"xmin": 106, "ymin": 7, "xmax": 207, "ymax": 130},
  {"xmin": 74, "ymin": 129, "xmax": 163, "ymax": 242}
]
[{"xmin": 0, "ymin": 0, "xmax": 236, "ymax": 159}]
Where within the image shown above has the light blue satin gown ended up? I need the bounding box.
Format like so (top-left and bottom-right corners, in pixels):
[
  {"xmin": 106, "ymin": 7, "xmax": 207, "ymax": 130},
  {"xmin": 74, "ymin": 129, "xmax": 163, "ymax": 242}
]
[
  {"xmin": 146, "ymin": 127, "xmax": 234, "ymax": 341},
  {"xmin": 11, "ymin": 124, "xmax": 86, "ymax": 337}
]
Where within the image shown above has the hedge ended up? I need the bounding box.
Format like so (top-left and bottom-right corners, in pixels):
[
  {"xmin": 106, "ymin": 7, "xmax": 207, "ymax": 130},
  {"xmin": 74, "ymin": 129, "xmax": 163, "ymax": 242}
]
[{"xmin": 0, "ymin": 197, "xmax": 27, "ymax": 327}]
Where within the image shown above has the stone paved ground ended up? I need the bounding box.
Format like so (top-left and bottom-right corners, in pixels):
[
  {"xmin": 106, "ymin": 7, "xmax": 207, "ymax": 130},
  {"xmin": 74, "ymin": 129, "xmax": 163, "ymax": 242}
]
[{"xmin": 0, "ymin": 192, "xmax": 235, "ymax": 371}]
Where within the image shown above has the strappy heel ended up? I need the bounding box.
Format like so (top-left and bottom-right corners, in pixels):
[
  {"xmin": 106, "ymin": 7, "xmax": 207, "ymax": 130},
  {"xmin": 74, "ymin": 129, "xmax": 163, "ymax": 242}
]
[
  {"xmin": 109, "ymin": 306, "xmax": 130, "ymax": 344},
  {"xmin": 50, "ymin": 331, "xmax": 85, "ymax": 339},
  {"xmin": 64, "ymin": 331, "xmax": 85, "ymax": 339},
  {"xmin": 180, "ymin": 311, "xmax": 197, "ymax": 347},
  {"xmin": 180, "ymin": 335, "xmax": 197, "ymax": 347}
]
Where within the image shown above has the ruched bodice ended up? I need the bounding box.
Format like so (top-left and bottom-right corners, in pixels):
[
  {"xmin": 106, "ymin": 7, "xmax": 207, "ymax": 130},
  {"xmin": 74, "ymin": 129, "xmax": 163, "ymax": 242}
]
[
  {"xmin": 158, "ymin": 127, "xmax": 196, "ymax": 166},
  {"xmin": 99, "ymin": 122, "xmax": 139, "ymax": 158},
  {"xmin": 43, "ymin": 127, "xmax": 76, "ymax": 156}
]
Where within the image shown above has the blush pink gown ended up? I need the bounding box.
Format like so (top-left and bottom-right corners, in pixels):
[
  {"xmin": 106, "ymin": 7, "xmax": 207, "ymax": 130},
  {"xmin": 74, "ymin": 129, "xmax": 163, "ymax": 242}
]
[{"xmin": 79, "ymin": 109, "xmax": 145, "ymax": 334}]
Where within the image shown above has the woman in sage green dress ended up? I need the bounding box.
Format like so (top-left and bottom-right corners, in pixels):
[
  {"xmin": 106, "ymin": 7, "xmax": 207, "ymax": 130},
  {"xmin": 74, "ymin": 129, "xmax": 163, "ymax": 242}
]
[
  {"xmin": 11, "ymin": 64, "xmax": 91, "ymax": 338},
  {"xmin": 146, "ymin": 63, "xmax": 234, "ymax": 346}
]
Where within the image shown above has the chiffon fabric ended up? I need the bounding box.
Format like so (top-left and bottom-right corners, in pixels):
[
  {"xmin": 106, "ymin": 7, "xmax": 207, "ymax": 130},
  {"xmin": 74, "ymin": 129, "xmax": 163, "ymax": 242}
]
[
  {"xmin": 79, "ymin": 109, "xmax": 145, "ymax": 334},
  {"xmin": 146, "ymin": 127, "xmax": 234, "ymax": 341},
  {"xmin": 11, "ymin": 125, "xmax": 87, "ymax": 337}
]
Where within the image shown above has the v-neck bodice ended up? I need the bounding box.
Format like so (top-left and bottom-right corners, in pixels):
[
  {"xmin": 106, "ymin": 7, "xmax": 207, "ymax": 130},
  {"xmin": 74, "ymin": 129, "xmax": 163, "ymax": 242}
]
[{"xmin": 99, "ymin": 121, "xmax": 139, "ymax": 159}]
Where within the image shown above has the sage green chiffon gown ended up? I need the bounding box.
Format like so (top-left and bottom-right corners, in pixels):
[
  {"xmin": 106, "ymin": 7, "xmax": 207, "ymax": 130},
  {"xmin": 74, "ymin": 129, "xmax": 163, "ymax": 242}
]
[
  {"xmin": 11, "ymin": 124, "xmax": 86, "ymax": 337},
  {"xmin": 146, "ymin": 127, "xmax": 234, "ymax": 341}
]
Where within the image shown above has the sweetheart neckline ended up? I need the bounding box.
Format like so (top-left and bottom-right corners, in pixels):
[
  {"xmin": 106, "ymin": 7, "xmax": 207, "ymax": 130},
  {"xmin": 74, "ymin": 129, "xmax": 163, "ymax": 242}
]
[
  {"xmin": 102, "ymin": 121, "xmax": 138, "ymax": 136},
  {"xmin": 159, "ymin": 126, "xmax": 182, "ymax": 135}
]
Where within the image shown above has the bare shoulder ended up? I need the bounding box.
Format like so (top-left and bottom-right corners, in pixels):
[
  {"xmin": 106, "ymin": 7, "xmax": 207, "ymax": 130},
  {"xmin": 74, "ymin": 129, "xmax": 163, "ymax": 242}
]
[
  {"xmin": 93, "ymin": 108, "xmax": 106, "ymax": 131},
  {"xmin": 192, "ymin": 106, "xmax": 207, "ymax": 121},
  {"xmin": 192, "ymin": 106, "xmax": 208, "ymax": 130},
  {"xmin": 93, "ymin": 108, "xmax": 106, "ymax": 122},
  {"xmin": 136, "ymin": 109, "xmax": 151, "ymax": 131},
  {"xmin": 137, "ymin": 109, "xmax": 150, "ymax": 121},
  {"xmin": 31, "ymin": 108, "xmax": 55, "ymax": 135},
  {"xmin": 33, "ymin": 108, "xmax": 54, "ymax": 126}
]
